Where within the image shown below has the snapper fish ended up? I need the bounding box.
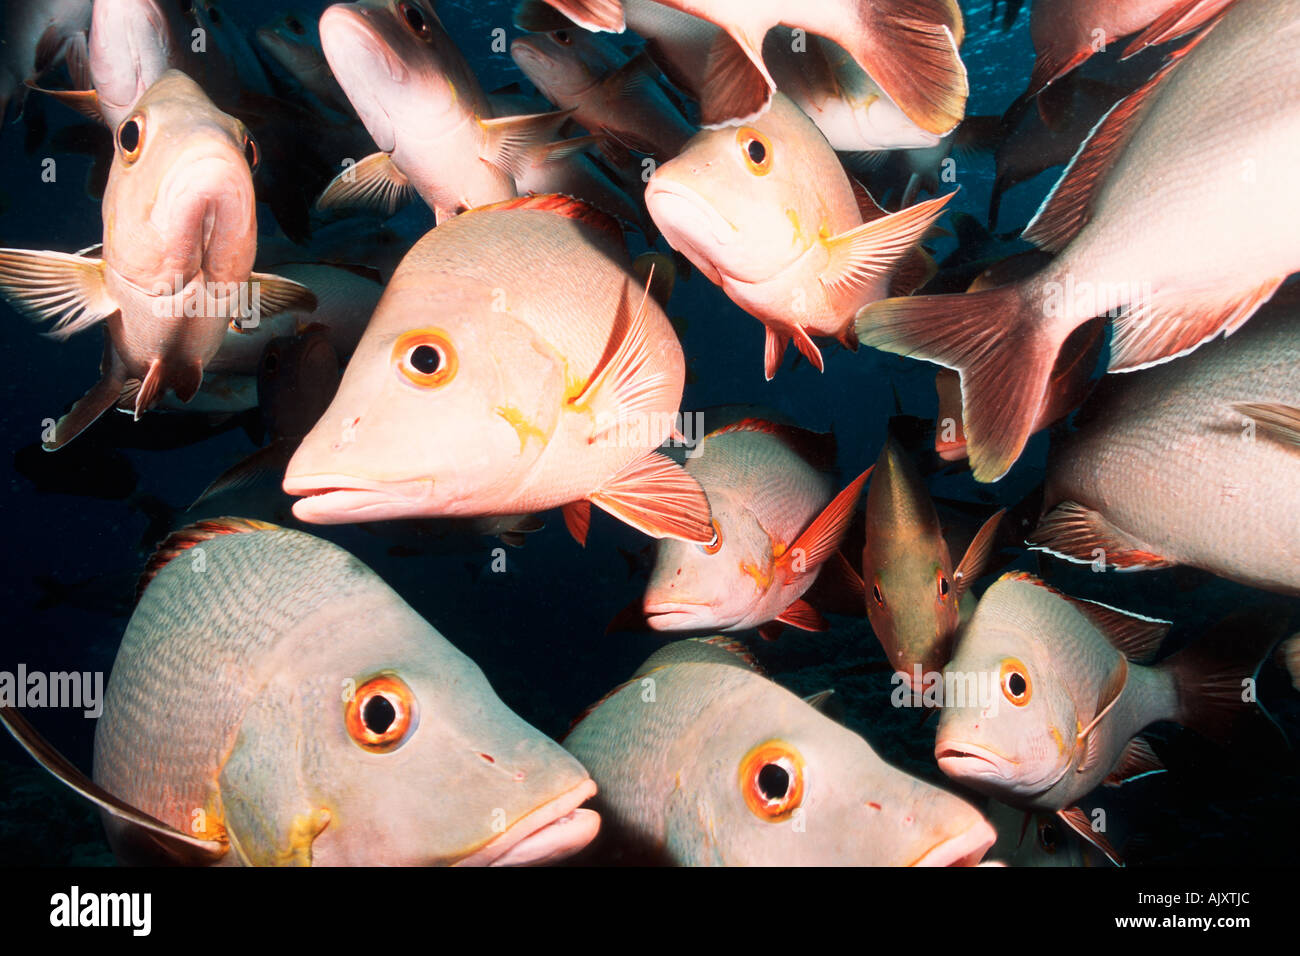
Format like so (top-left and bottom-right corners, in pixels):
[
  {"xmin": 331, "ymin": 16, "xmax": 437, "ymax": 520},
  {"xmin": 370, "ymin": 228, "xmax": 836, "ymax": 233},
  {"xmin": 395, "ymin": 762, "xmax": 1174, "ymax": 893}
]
[
  {"xmin": 284, "ymin": 194, "xmax": 714, "ymax": 546},
  {"xmin": 0, "ymin": 71, "xmax": 315, "ymax": 449},
  {"xmin": 565, "ymin": 636, "xmax": 997, "ymax": 865},
  {"xmin": 935, "ymin": 572, "xmax": 1280, "ymax": 864},
  {"xmin": 646, "ymin": 93, "xmax": 950, "ymax": 380},
  {"xmin": 857, "ymin": 0, "xmax": 1300, "ymax": 481},
  {"xmin": 1, "ymin": 519, "xmax": 600, "ymax": 866}
]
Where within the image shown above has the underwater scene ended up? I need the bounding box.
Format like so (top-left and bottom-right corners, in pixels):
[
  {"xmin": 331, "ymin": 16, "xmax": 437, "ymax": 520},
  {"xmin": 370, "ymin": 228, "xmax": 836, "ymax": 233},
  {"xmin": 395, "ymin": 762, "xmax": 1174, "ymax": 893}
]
[{"xmin": 0, "ymin": 0, "xmax": 1297, "ymax": 873}]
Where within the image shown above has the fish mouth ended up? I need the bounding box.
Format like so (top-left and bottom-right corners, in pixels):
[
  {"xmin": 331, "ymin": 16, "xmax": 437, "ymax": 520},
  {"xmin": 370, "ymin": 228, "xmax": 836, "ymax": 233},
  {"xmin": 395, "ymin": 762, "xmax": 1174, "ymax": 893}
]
[
  {"xmin": 641, "ymin": 600, "xmax": 720, "ymax": 632},
  {"xmin": 283, "ymin": 474, "xmax": 435, "ymax": 523},
  {"xmin": 909, "ymin": 818, "xmax": 998, "ymax": 867},
  {"xmin": 453, "ymin": 778, "xmax": 600, "ymax": 867},
  {"xmin": 319, "ymin": 5, "xmax": 405, "ymax": 151},
  {"xmin": 643, "ymin": 178, "xmax": 734, "ymax": 283},
  {"xmin": 935, "ymin": 740, "xmax": 1017, "ymax": 780}
]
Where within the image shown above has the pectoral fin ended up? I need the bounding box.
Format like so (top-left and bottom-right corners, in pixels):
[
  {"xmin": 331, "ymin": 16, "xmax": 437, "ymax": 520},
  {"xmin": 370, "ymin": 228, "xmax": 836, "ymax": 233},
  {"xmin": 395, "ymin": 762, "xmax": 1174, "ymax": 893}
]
[
  {"xmin": 0, "ymin": 248, "xmax": 116, "ymax": 338},
  {"xmin": 783, "ymin": 467, "xmax": 873, "ymax": 573},
  {"xmin": 479, "ymin": 109, "xmax": 576, "ymax": 179},
  {"xmin": 248, "ymin": 272, "xmax": 318, "ymax": 322},
  {"xmin": 822, "ymin": 192, "xmax": 954, "ymax": 301},
  {"xmin": 1233, "ymin": 402, "xmax": 1300, "ymax": 450},
  {"xmin": 44, "ymin": 337, "xmax": 129, "ymax": 450},
  {"xmin": 1076, "ymin": 656, "xmax": 1127, "ymax": 773},
  {"xmin": 315, "ymin": 152, "xmax": 415, "ymax": 217},
  {"xmin": 589, "ymin": 450, "xmax": 713, "ymax": 543}
]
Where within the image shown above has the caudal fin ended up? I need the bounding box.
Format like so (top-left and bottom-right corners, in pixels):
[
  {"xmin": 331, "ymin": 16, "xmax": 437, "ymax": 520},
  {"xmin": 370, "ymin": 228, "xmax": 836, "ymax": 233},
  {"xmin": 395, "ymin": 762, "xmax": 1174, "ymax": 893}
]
[
  {"xmin": 1162, "ymin": 609, "xmax": 1287, "ymax": 749},
  {"xmin": 855, "ymin": 283, "xmax": 1057, "ymax": 482}
]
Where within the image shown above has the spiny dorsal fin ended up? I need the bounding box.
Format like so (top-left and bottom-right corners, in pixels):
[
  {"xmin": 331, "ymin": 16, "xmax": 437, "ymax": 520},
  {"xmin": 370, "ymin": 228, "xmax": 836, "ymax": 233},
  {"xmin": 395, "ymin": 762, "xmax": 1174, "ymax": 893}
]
[
  {"xmin": 1104, "ymin": 735, "xmax": 1165, "ymax": 787},
  {"xmin": 707, "ymin": 418, "xmax": 838, "ymax": 473},
  {"xmin": 138, "ymin": 517, "xmax": 281, "ymax": 601},
  {"xmin": 468, "ymin": 192, "xmax": 624, "ymax": 244}
]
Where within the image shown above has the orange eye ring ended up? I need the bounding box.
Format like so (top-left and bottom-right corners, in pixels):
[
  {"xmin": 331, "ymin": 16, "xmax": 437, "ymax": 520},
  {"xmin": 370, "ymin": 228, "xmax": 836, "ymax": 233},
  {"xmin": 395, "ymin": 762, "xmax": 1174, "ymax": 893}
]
[
  {"xmin": 739, "ymin": 740, "xmax": 805, "ymax": 821},
  {"xmin": 117, "ymin": 114, "xmax": 145, "ymax": 164},
  {"xmin": 700, "ymin": 519, "xmax": 723, "ymax": 555},
  {"xmin": 1000, "ymin": 658, "xmax": 1032, "ymax": 706},
  {"xmin": 736, "ymin": 127, "xmax": 773, "ymax": 175},
  {"xmin": 393, "ymin": 329, "xmax": 457, "ymax": 389},
  {"xmin": 936, "ymin": 567, "xmax": 951, "ymax": 602},
  {"xmin": 345, "ymin": 673, "xmax": 416, "ymax": 753}
]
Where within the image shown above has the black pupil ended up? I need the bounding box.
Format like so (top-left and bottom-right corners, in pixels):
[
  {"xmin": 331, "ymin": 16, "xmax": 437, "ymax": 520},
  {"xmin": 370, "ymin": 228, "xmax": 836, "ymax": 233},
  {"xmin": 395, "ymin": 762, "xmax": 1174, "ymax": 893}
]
[
  {"xmin": 208, "ymin": 5, "xmax": 222, "ymax": 24},
  {"xmin": 1040, "ymin": 823, "xmax": 1058, "ymax": 850},
  {"xmin": 1008, "ymin": 673, "xmax": 1026, "ymax": 696},
  {"xmin": 119, "ymin": 120, "xmax": 140, "ymax": 153},
  {"xmin": 939, "ymin": 576, "xmax": 949, "ymax": 596},
  {"xmin": 404, "ymin": 4, "xmax": 425, "ymax": 32},
  {"xmin": 244, "ymin": 138, "xmax": 257, "ymax": 168},
  {"xmin": 556, "ymin": 29, "xmax": 570, "ymax": 42},
  {"xmin": 747, "ymin": 139, "xmax": 766, "ymax": 164},
  {"xmin": 873, "ymin": 584, "xmax": 883, "ymax": 606},
  {"xmin": 410, "ymin": 344, "xmax": 441, "ymax": 374},
  {"xmin": 287, "ymin": 16, "xmax": 304, "ymax": 34},
  {"xmin": 757, "ymin": 762, "xmax": 789, "ymax": 801},
  {"xmin": 362, "ymin": 694, "xmax": 396, "ymax": 734}
]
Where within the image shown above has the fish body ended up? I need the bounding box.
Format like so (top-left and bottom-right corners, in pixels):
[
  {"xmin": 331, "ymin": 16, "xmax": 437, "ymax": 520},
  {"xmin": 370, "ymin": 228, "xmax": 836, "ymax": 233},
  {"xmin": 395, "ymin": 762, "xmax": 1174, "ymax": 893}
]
[
  {"xmin": 640, "ymin": 417, "xmax": 865, "ymax": 635},
  {"xmin": 0, "ymin": 0, "xmax": 91, "ymax": 122},
  {"xmin": 646, "ymin": 93, "xmax": 950, "ymax": 378},
  {"xmin": 58, "ymin": 519, "xmax": 598, "ymax": 866},
  {"xmin": 283, "ymin": 194, "xmax": 712, "ymax": 544},
  {"xmin": 858, "ymin": 0, "xmax": 1300, "ymax": 481},
  {"xmin": 256, "ymin": 10, "xmax": 354, "ymax": 116},
  {"xmin": 565, "ymin": 636, "xmax": 996, "ymax": 865},
  {"xmin": 1031, "ymin": 300, "xmax": 1300, "ymax": 595}
]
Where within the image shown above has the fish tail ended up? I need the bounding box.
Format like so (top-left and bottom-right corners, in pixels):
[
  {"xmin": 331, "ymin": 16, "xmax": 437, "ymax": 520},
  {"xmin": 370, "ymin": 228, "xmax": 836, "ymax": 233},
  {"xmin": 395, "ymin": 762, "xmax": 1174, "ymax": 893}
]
[
  {"xmin": 855, "ymin": 282, "xmax": 1057, "ymax": 482},
  {"xmin": 1161, "ymin": 609, "xmax": 1288, "ymax": 749}
]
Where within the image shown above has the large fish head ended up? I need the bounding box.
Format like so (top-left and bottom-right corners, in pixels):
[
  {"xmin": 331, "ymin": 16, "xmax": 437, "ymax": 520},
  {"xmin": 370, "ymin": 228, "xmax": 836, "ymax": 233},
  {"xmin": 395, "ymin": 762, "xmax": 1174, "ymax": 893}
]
[
  {"xmin": 644, "ymin": 94, "xmax": 827, "ymax": 286},
  {"xmin": 934, "ymin": 596, "xmax": 1077, "ymax": 802},
  {"xmin": 863, "ymin": 437, "xmax": 960, "ymax": 679},
  {"xmin": 102, "ymin": 69, "xmax": 257, "ymax": 288},
  {"xmin": 667, "ymin": 670, "xmax": 995, "ymax": 865},
  {"xmin": 509, "ymin": 30, "xmax": 604, "ymax": 102},
  {"xmin": 88, "ymin": 0, "xmax": 177, "ymax": 124},
  {"xmin": 223, "ymin": 594, "xmax": 598, "ymax": 866},
  {"xmin": 284, "ymin": 272, "xmax": 565, "ymax": 523},
  {"xmin": 318, "ymin": 0, "xmax": 464, "ymax": 152},
  {"xmin": 641, "ymin": 488, "xmax": 771, "ymax": 631},
  {"xmin": 255, "ymin": 10, "xmax": 325, "ymax": 73}
]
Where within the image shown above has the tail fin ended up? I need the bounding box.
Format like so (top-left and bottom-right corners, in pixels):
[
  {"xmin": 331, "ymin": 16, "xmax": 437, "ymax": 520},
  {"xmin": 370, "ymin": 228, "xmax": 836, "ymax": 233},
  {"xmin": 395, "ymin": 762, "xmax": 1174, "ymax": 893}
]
[
  {"xmin": 855, "ymin": 283, "xmax": 1057, "ymax": 482},
  {"xmin": 1161, "ymin": 609, "xmax": 1288, "ymax": 749}
]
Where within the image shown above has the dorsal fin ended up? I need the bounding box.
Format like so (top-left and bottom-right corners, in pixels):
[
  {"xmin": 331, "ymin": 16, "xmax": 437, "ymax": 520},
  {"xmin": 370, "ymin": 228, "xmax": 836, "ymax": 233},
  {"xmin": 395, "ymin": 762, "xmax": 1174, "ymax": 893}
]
[
  {"xmin": 466, "ymin": 193, "xmax": 624, "ymax": 244},
  {"xmin": 138, "ymin": 517, "xmax": 280, "ymax": 601},
  {"xmin": 707, "ymin": 417, "xmax": 838, "ymax": 473},
  {"xmin": 1104, "ymin": 735, "xmax": 1165, "ymax": 787},
  {"xmin": 1022, "ymin": 58, "xmax": 1182, "ymax": 252},
  {"xmin": 850, "ymin": 179, "xmax": 889, "ymax": 223}
]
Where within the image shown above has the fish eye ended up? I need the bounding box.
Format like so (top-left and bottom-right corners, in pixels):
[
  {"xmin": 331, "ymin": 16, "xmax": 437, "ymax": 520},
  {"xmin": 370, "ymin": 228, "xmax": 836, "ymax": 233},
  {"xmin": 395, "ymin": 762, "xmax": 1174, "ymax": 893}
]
[
  {"xmin": 735, "ymin": 127, "xmax": 772, "ymax": 175},
  {"xmin": 937, "ymin": 570, "xmax": 950, "ymax": 600},
  {"xmin": 1037, "ymin": 818, "xmax": 1060, "ymax": 854},
  {"xmin": 117, "ymin": 116, "xmax": 144, "ymax": 162},
  {"xmin": 1000, "ymin": 658, "xmax": 1032, "ymax": 706},
  {"xmin": 393, "ymin": 329, "xmax": 458, "ymax": 389},
  {"xmin": 285, "ymin": 15, "xmax": 305, "ymax": 35},
  {"xmin": 871, "ymin": 580, "xmax": 885, "ymax": 608},
  {"xmin": 399, "ymin": 1, "xmax": 431, "ymax": 39},
  {"xmin": 739, "ymin": 740, "xmax": 805, "ymax": 821},
  {"xmin": 345, "ymin": 674, "xmax": 416, "ymax": 752},
  {"xmin": 554, "ymin": 29, "xmax": 572, "ymax": 44},
  {"xmin": 262, "ymin": 349, "xmax": 280, "ymax": 374},
  {"xmin": 243, "ymin": 135, "xmax": 259, "ymax": 171},
  {"xmin": 699, "ymin": 519, "xmax": 722, "ymax": 555},
  {"xmin": 206, "ymin": 3, "xmax": 222, "ymax": 25}
]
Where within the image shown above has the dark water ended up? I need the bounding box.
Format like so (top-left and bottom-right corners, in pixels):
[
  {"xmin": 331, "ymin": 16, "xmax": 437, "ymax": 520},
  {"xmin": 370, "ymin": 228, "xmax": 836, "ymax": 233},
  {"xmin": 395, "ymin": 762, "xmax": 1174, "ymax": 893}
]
[{"xmin": 0, "ymin": 0, "xmax": 1296, "ymax": 868}]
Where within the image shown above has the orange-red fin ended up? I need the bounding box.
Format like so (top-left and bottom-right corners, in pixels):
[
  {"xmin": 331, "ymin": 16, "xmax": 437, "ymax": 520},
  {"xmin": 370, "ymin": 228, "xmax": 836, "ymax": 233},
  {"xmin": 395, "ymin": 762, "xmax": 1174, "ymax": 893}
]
[
  {"xmin": 1056, "ymin": 806, "xmax": 1124, "ymax": 867},
  {"xmin": 1233, "ymin": 402, "xmax": 1300, "ymax": 450},
  {"xmin": 934, "ymin": 368, "xmax": 967, "ymax": 460},
  {"xmin": 757, "ymin": 621, "xmax": 786, "ymax": 642},
  {"xmin": 43, "ymin": 338, "xmax": 128, "ymax": 451},
  {"xmin": 1026, "ymin": 44, "xmax": 1092, "ymax": 103},
  {"xmin": 0, "ymin": 247, "xmax": 115, "ymax": 339},
  {"xmin": 776, "ymin": 599, "xmax": 828, "ymax": 632},
  {"xmin": 590, "ymin": 450, "xmax": 713, "ymax": 543},
  {"xmin": 471, "ymin": 192, "xmax": 624, "ymax": 244},
  {"xmin": 822, "ymin": 192, "xmax": 954, "ymax": 302},
  {"xmin": 888, "ymin": 247, "xmax": 938, "ymax": 299},
  {"xmin": 850, "ymin": 179, "xmax": 888, "ymax": 223},
  {"xmin": 785, "ymin": 466, "xmax": 872, "ymax": 573},
  {"xmin": 1104, "ymin": 736, "xmax": 1165, "ymax": 787},
  {"xmin": 709, "ymin": 418, "xmax": 838, "ymax": 473},
  {"xmin": 1029, "ymin": 500, "xmax": 1173, "ymax": 570},
  {"xmin": 764, "ymin": 326, "xmax": 789, "ymax": 381},
  {"xmin": 30, "ymin": 85, "xmax": 104, "ymax": 123},
  {"xmin": 134, "ymin": 359, "xmax": 165, "ymax": 419},
  {"xmin": 856, "ymin": 281, "xmax": 1055, "ymax": 482},
  {"xmin": 696, "ymin": 634, "xmax": 765, "ymax": 672},
  {"xmin": 1121, "ymin": 0, "xmax": 1235, "ymax": 59},
  {"xmin": 854, "ymin": 1, "xmax": 968, "ymax": 136},
  {"xmin": 1069, "ymin": 598, "xmax": 1171, "ymax": 664},
  {"xmin": 698, "ymin": 27, "xmax": 773, "ymax": 128},
  {"xmin": 1109, "ymin": 276, "xmax": 1285, "ymax": 373},
  {"xmin": 789, "ymin": 324, "xmax": 825, "ymax": 374},
  {"xmin": 952, "ymin": 507, "xmax": 1004, "ymax": 598},
  {"xmin": 562, "ymin": 499, "xmax": 592, "ymax": 547},
  {"xmin": 1023, "ymin": 59, "xmax": 1179, "ymax": 252},
  {"xmin": 138, "ymin": 517, "xmax": 280, "ymax": 601},
  {"xmin": 536, "ymin": 0, "xmax": 624, "ymax": 32},
  {"xmin": 479, "ymin": 109, "xmax": 577, "ymax": 179}
]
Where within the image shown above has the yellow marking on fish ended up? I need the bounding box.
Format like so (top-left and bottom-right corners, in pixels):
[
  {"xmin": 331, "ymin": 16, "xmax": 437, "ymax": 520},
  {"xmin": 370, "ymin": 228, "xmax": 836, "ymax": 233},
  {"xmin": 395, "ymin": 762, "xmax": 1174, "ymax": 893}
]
[
  {"xmin": 1049, "ymin": 724, "xmax": 1066, "ymax": 756},
  {"xmin": 495, "ymin": 405, "xmax": 547, "ymax": 452},
  {"xmin": 194, "ymin": 796, "xmax": 228, "ymax": 845},
  {"xmin": 786, "ymin": 208, "xmax": 806, "ymax": 244},
  {"xmin": 740, "ymin": 560, "xmax": 772, "ymax": 591},
  {"xmin": 273, "ymin": 807, "xmax": 331, "ymax": 866},
  {"xmin": 856, "ymin": 93, "xmax": 879, "ymax": 111}
]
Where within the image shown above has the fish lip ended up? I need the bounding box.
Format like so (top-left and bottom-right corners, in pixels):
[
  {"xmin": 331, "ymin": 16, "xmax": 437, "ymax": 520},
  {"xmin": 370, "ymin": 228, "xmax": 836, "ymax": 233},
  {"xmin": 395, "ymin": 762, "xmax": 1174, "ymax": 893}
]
[
  {"xmin": 644, "ymin": 177, "xmax": 737, "ymax": 250},
  {"xmin": 935, "ymin": 740, "xmax": 1017, "ymax": 779},
  {"xmin": 283, "ymin": 474, "xmax": 435, "ymax": 523},
  {"xmin": 909, "ymin": 818, "xmax": 998, "ymax": 867},
  {"xmin": 641, "ymin": 600, "xmax": 720, "ymax": 632},
  {"xmin": 453, "ymin": 778, "xmax": 600, "ymax": 867}
]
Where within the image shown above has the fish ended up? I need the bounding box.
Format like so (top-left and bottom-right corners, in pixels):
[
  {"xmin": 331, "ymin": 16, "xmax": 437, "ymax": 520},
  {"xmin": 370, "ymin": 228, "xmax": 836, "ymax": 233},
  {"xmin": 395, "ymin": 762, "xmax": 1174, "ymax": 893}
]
[
  {"xmin": 633, "ymin": 416, "xmax": 870, "ymax": 639},
  {"xmin": 645, "ymin": 92, "xmax": 951, "ymax": 379},
  {"xmin": 564, "ymin": 636, "xmax": 997, "ymax": 865},
  {"xmin": 1025, "ymin": 0, "xmax": 1236, "ymax": 102},
  {"xmin": 256, "ymin": 10, "xmax": 356, "ymax": 117},
  {"xmin": 510, "ymin": 28, "xmax": 695, "ymax": 161},
  {"xmin": 856, "ymin": 0, "xmax": 1300, "ymax": 482},
  {"xmin": 315, "ymin": 0, "xmax": 575, "ymax": 222},
  {"xmin": 984, "ymin": 801, "xmax": 1102, "ymax": 867},
  {"xmin": 535, "ymin": 0, "xmax": 968, "ymax": 135},
  {"xmin": 1029, "ymin": 297, "xmax": 1300, "ymax": 596},
  {"xmin": 934, "ymin": 571, "xmax": 1280, "ymax": 863},
  {"xmin": 283, "ymin": 194, "xmax": 714, "ymax": 546},
  {"xmin": 1281, "ymin": 636, "xmax": 1300, "ymax": 692},
  {"xmin": 192, "ymin": 1, "xmax": 274, "ymax": 98},
  {"xmin": 862, "ymin": 436, "xmax": 1003, "ymax": 683},
  {"xmin": 0, "ymin": 518, "xmax": 600, "ymax": 865},
  {"xmin": 0, "ymin": 70, "xmax": 316, "ymax": 449},
  {"xmin": 0, "ymin": 0, "xmax": 91, "ymax": 124}
]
